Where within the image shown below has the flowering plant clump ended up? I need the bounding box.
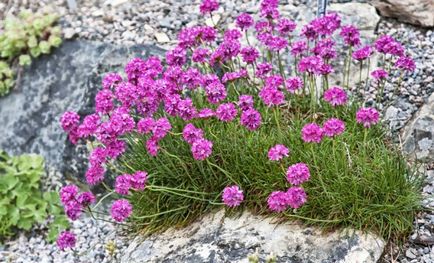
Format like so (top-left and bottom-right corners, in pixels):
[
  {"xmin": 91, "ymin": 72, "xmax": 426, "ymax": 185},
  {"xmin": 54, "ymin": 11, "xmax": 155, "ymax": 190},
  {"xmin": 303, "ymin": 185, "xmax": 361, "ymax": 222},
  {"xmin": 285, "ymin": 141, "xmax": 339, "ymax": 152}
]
[{"xmin": 57, "ymin": 0, "xmax": 422, "ymax": 249}]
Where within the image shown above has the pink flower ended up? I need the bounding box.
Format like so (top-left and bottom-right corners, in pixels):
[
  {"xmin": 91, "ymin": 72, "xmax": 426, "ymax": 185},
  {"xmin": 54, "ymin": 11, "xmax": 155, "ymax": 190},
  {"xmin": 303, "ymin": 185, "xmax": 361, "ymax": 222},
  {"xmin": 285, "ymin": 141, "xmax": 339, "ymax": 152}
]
[
  {"xmin": 102, "ymin": 72, "xmax": 122, "ymax": 90},
  {"xmin": 238, "ymin": 95, "xmax": 254, "ymax": 111},
  {"xmin": 356, "ymin": 107, "xmax": 380, "ymax": 128},
  {"xmin": 395, "ymin": 56, "xmax": 416, "ymax": 72},
  {"xmin": 198, "ymin": 108, "xmax": 215, "ymax": 118},
  {"xmin": 240, "ymin": 108, "xmax": 262, "ymax": 131},
  {"xmin": 276, "ymin": 18, "xmax": 296, "ymax": 36},
  {"xmin": 95, "ymin": 89, "xmax": 114, "ymax": 114},
  {"xmin": 301, "ymin": 123, "xmax": 323, "ymax": 143},
  {"xmin": 105, "ymin": 139, "xmax": 126, "ymax": 159},
  {"xmin": 205, "ymin": 81, "xmax": 227, "ymax": 104},
  {"xmin": 60, "ymin": 185, "xmax": 79, "ymax": 207},
  {"xmin": 166, "ymin": 47, "xmax": 187, "ymax": 66},
  {"xmin": 352, "ymin": 45, "xmax": 373, "ymax": 61},
  {"xmin": 77, "ymin": 192, "xmax": 95, "ymax": 207},
  {"xmin": 199, "ymin": 0, "xmax": 219, "ymax": 14},
  {"xmin": 297, "ymin": 56, "xmax": 323, "ymax": 75},
  {"xmin": 285, "ymin": 77, "xmax": 303, "ymax": 93},
  {"xmin": 236, "ymin": 13, "xmax": 254, "ymax": 31},
  {"xmin": 137, "ymin": 117, "xmax": 155, "ymax": 134},
  {"xmin": 60, "ymin": 111, "xmax": 80, "ymax": 132},
  {"xmin": 241, "ymin": 47, "xmax": 260, "ymax": 64},
  {"xmin": 57, "ymin": 231, "xmax": 76, "ymax": 251},
  {"xmin": 183, "ymin": 123, "xmax": 204, "ymax": 144},
  {"xmin": 286, "ymin": 187, "xmax": 307, "ymax": 209},
  {"xmin": 340, "ymin": 25, "xmax": 361, "ymax": 47},
  {"xmin": 65, "ymin": 206, "xmax": 82, "ymax": 220},
  {"xmin": 375, "ymin": 35, "xmax": 404, "ymax": 56},
  {"xmin": 115, "ymin": 174, "xmax": 133, "ymax": 195},
  {"xmin": 191, "ymin": 138, "xmax": 213, "ymax": 160},
  {"xmin": 267, "ymin": 191, "xmax": 289, "ymax": 212},
  {"xmin": 259, "ymin": 86, "xmax": 285, "ymax": 106},
  {"xmin": 222, "ymin": 185, "xmax": 244, "ymax": 207},
  {"xmin": 286, "ymin": 163, "xmax": 310, "ymax": 185},
  {"xmin": 85, "ymin": 165, "xmax": 105, "ymax": 185},
  {"xmin": 216, "ymin": 103, "xmax": 237, "ymax": 122},
  {"xmin": 323, "ymin": 87, "xmax": 347, "ymax": 107},
  {"xmin": 256, "ymin": 62, "xmax": 273, "ymax": 78},
  {"xmin": 152, "ymin": 118, "xmax": 172, "ymax": 140},
  {"xmin": 77, "ymin": 114, "xmax": 100, "ymax": 138},
  {"xmin": 323, "ymin": 118, "xmax": 345, "ymax": 137},
  {"xmin": 146, "ymin": 137, "xmax": 159, "ymax": 156},
  {"xmin": 110, "ymin": 199, "xmax": 132, "ymax": 222},
  {"xmin": 371, "ymin": 68, "xmax": 388, "ymax": 81},
  {"xmin": 291, "ymin": 40, "xmax": 307, "ymax": 56},
  {"xmin": 192, "ymin": 48, "xmax": 210, "ymax": 63},
  {"xmin": 131, "ymin": 171, "xmax": 148, "ymax": 190},
  {"xmin": 268, "ymin": 144, "xmax": 289, "ymax": 161}
]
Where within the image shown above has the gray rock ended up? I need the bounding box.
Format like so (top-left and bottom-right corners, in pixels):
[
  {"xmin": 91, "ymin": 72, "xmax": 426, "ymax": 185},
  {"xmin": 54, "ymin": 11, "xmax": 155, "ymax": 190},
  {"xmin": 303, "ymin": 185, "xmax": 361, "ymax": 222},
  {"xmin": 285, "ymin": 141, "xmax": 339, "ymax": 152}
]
[
  {"xmin": 0, "ymin": 40, "xmax": 164, "ymax": 183},
  {"xmin": 402, "ymin": 93, "xmax": 434, "ymax": 162},
  {"xmin": 372, "ymin": 0, "xmax": 434, "ymax": 28},
  {"xmin": 121, "ymin": 210, "xmax": 385, "ymax": 263}
]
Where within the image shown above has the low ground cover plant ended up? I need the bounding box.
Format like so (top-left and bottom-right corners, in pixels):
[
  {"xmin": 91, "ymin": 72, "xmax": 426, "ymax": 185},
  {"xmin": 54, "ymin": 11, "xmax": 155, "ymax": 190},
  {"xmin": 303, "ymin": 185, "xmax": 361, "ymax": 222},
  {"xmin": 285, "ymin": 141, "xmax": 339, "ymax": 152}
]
[
  {"xmin": 0, "ymin": 151, "xmax": 69, "ymax": 242},
  {"xmin": 0, "ymin": 10, "xmax": 62, "ymax": 96},
  {"xmin": 57, "ymin": 0, "xmax": 421, "ymax": 251}
]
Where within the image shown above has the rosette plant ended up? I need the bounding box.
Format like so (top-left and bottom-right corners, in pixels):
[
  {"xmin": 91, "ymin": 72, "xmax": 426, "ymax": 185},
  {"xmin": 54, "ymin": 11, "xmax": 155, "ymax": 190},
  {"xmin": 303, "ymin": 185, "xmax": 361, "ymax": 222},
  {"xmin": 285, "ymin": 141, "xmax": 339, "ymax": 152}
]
[{"xmin": 57, "ymin": 0, "xmax": 421, "ymax": 250}]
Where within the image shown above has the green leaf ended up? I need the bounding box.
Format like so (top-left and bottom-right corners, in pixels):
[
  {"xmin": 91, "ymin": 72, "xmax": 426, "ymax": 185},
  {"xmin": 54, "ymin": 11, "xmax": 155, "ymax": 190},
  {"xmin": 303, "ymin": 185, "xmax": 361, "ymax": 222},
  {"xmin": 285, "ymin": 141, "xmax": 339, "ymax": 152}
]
[
  {"xmin": 39, "ymin": 41, "xmax": 50, "ymax": 54},
  {"xmin": 30, "ymin": 47, "xmax": 41, "ymax": 57},
  {"xmin": 17, "ymin": 217, "xmax": 34, "ymax": 230},
  {"xmin": 8, "ymin": 206, "xmax": 20, "ymax": 225},
  {"xmin": 33, "ymin": 208, "xmax": 47, "ymax": 223},
  {"xmin": 0, "ymin": 175, "xmax": 19, "ymax": 191},
  {"xmin": 48, "ymin": 35, "xmax": 62, "ymax": 48},
  {"xmin": 18, "ymin": 54, "xmax": 31, "ymax": 66}
]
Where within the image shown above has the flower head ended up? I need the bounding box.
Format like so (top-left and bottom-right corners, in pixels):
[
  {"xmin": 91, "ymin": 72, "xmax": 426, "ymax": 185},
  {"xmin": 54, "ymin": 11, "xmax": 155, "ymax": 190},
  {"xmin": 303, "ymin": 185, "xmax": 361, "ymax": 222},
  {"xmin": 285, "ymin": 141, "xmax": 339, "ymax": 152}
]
[
  {"xmin": 276, "ymin": 18, "xmax": 296, "ymax": 36},
  {"xmin": 291, "ymin": 40, "xmax": 307, "ymax": 56},
  {"xmin": 57, "ymin": 231, "xmax": 76, "ymax": 251},
  {"xmin": 395, "ymin": 56, "xmax": 416, "ymax": 72},
  {"xmin": 60, "ymin": 185, "xmax": 79, "ymax": 207},
  {"xmin": 200, "ymin": 0, "xmax": 219, "ymax": 14},
  {"xmin": 238, "ymin": 95, "xmax": 254, "ymax": 111},
  {"xmin": 268, "ymin": 144, "xmax": 289, "ymax": 161},
  {"xmin": 323, "ymin": 118, "xmax": 345, "ymax": 137},
  {"xmin": 60, "ymin": 111, "xmax": 80, "ymax": 132},
  {"xmin": 131, "ymin": 171, "xmax": 148, "ymax": 190},
  {"xmin": 241, "ymin": 47, "xmax": 259, "ymax": 64},
  {"xmin": 352, "ymin": 45, "xmax": 373, "ymax": 61},
  {"xmin": 216, "ymin": 103, "xmax": 238, "ymax": 122},
  {"xmin": 115, "ymin": 174, "xmax": 133, "ymax": 195},
  {"xmin": 110, "ymin": 199, "xmax": 133, "ymax": 222},
  {"xmin": 191, "ymin": 138, "xmax": 213, "ymax": 160},
  {"xmin": 267, "ymin": 191, "xmax": 289, "ymax": 212},
  {"xmin": 236, "ymin": 13, "xmax": 254, "ymax": 31},
  {"xmin": 77, "ymin": 192, "xmax": 95, "ymax": 207},
  {"xmin": 102, "ymin": 72, "xmax": 122, "ymax": 90},
  {"xmin": 183, "ymin": 123, "xmax": 204, "ymax": 144},
  {"xmin": 301, "ymin": 123, "xmax": 323, "ymax": 143},
  {"xmin": 356, "ymin": 107, "xmax": 380, "ymax": 128},
  {"xmin": 285, "ymin": 77, "xmax": 303, "ymax": 93},
  {"xmin": 323, "ymin": 87, "xmax": 347, "ymax": 107},
  {"xmin": 222, "ymin": 185, "xmax": 244, "ymax": 207},
  {"xmin": 340, "ymin": 25, "xmax": 361, "ymax": 47},
  {"xmin": 259, "ymin": 86, "xmax": 285, "ymax": 106},
  {"xmin": 240, "ymin": 108, "xmax": 262, "ymax": 131},
  {"xmin": 371, "ymin": 68, "xmax": 388, "ymax": 81},
  {"xmin": 286, "ymin": 187, "xmax": 307, "ymax": 209},
  {"xmin": 286, "ymin": 163, "xmax": 310, "ymax": 185}
]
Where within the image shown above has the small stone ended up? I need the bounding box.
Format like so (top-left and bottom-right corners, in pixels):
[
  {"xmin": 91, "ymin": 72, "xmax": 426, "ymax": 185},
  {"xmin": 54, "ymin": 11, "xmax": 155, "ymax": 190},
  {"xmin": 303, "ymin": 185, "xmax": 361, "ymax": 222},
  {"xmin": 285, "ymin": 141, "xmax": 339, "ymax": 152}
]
[
  {"xmin": 154, "ymin": 32, "xmax": 170, "ymax": 43},
  {"xmin": 406, "ymin": 248, "xmax": 417, "ymax": 259},
  {"xmin": 63, "ymin": 28, "xmax": 77, "ymax": 39}
]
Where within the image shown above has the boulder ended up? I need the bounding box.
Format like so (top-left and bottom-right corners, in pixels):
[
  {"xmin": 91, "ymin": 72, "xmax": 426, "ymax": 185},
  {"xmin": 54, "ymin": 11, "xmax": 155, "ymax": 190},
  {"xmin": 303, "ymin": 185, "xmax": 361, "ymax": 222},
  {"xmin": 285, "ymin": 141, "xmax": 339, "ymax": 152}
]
[
  {"xmin": 121, "ymin": 210, "xmax": 385, "ymax": 263},
  {"xmin": 402, "ymin": 93, "xmax": 434, "ymax": 162},
  {"xmin": 372, "ymin": 0, "xmax": 434, "ymax": 28},
  {"xmin": 0, "ymin": 40, "xmax": 164, "ymax": 182}
]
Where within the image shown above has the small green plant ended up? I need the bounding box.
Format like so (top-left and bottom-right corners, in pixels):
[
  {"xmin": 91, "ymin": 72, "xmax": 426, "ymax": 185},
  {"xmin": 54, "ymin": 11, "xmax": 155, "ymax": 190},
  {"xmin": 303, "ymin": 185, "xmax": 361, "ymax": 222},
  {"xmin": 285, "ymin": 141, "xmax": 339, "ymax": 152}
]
[
  {"xmin": 0, "ymin": 10, "xmax": 62, "ymax": 97},
  {"xmin": 0, "ymin": 151, "xmax": 68, "ymax": 241},
  {"xmin": 0, "ymin": 61, "xmax": 14, "ymax": 96}
]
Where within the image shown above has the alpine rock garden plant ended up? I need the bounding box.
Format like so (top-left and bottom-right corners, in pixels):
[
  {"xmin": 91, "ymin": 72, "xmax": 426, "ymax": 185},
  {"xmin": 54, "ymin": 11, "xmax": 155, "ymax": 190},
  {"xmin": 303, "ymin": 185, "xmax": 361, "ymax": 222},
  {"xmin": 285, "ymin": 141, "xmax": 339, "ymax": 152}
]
[{"xmin": 56, "ymin": 0, "xmax": 421, "ymax": 252}]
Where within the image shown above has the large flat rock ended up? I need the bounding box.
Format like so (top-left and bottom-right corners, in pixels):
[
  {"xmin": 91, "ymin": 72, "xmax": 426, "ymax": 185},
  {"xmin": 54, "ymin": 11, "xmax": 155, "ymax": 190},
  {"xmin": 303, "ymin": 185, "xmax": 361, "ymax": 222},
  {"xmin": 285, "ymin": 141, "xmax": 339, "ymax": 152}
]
[
  {"xmin": 121, "ymin": 210, "xmax": 385, "ymax": 263},
  {"xmin": 0, "ymin": 40, "xmax": 164, "ymax": 181}
]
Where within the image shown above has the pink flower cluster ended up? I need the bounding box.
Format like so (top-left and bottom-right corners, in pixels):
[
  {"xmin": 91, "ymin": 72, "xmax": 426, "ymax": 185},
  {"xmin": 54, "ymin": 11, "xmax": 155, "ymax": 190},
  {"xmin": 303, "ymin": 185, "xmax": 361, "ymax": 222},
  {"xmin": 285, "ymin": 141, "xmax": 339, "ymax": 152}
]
[
  {"xmin": 302, "ymin": 118, "xmax": 346, "ymax": 143},
  {"xmin": 268, "ymin": 144, "xmax": 289, "ymax": 161},
  {"xmin": 267, "ymin": 187, "xmax": 307, "ymax": 212},
  {"xmin": 356, "ymin": 107, "xmax": 380, "ymax": 128},
  {"xmin": 115, "ymin": 171, "xmax": 148, "ymax": 195},
  {"xmin": 222, "ymin": 185, "xmax": 244, "ymax": 207},
  {"xmin": 59, "ymin": 185, "xmax": 95, "ymax": 221}
]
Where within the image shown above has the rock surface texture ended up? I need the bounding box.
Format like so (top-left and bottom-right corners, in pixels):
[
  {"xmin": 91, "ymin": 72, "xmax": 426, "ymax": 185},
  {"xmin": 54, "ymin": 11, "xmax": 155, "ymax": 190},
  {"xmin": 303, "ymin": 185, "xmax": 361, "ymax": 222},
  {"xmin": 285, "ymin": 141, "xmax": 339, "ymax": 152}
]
[
  {"xmin": 402, "ymin": 93, "xmax": 434, "ymax": 162},
  {"xmin": 121, "ymin": 210, "xmax": 385, "ymax": 263},
  {"xmin": 0, "ymin": 40, "xmax": 164, "ymax": 185},
  {"xmin": 372, "ymin": 0, "xmax": 434, "ymax": 28}
]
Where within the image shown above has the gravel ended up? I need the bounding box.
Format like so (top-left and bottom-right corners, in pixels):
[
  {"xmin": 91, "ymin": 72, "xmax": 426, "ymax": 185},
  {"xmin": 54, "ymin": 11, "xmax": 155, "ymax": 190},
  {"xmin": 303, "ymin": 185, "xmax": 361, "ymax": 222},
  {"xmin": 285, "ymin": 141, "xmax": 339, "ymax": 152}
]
[{"xmin": 1, "ymin": 0, "xmax": 433, "ymax": 263}]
